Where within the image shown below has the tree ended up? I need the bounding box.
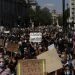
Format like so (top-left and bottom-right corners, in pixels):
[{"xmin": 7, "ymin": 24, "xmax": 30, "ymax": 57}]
[
  {"xmin": 39, "ymin": 7, "xmax": 52, "ymax": 25},
  {"xmin": 29, "ymin": 6, "xmax": 52, "ymax": 27}
]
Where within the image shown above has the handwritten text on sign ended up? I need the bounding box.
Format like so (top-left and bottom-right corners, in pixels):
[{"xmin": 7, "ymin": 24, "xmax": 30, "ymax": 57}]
[
  {"xmin": 30, "ymin": 33, "xmax": 42, "ymax": 42},
  {"xmin": 17, "ymin": 59, "xmax": 46, "ymax": 75}
]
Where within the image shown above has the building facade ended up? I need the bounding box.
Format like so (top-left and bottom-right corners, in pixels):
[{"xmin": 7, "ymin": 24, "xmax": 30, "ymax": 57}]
[
  {"xmin": 52, "ymin": 9, "xmax": 58, "ymax": 25},
  {"xmin": 0, "ymin": 0, "xmax": 36, "ymax": 28},
  {"xmin": 69, "ymin": 0, "xmax": 75, "ymax": 23}
]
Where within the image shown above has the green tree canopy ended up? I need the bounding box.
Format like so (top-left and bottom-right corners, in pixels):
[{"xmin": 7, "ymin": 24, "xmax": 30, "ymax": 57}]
[{"xmin": 29, "ymin": 6, "xmax": 52, "ymax": 27}]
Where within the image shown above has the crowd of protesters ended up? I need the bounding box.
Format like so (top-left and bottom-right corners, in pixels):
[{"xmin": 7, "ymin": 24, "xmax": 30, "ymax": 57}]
[{"xmin": 0, "ymin": 25, "xmax": 75, "ymax": 75}]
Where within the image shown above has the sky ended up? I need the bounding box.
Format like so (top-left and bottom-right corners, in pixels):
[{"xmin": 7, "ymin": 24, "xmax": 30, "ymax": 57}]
[{"xmin": 36, "ymin": 0, "xmax": 69, "ymax": 14}]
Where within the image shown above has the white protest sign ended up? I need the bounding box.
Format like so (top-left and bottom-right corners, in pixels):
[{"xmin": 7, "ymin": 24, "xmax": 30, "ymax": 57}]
[
  {"xmin": 37, "ymin": 44, "xmax": 63, "ymax": 73},
  {"xmin": 30, "ymin": 32, "xmax": 42, "ymax": 42},
  {"xmin": 4, "ymin": 31, "xmax": 10, "ymax": 34}
]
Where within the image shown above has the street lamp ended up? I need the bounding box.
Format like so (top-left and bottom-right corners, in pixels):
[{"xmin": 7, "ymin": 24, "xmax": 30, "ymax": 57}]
[{"xmin": 62, "ymin": 0, "xmax": 65, "ymax": 32}]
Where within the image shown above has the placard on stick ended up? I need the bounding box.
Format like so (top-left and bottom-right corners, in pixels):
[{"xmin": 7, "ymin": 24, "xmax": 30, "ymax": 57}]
[
  {"xmin": 7, "ymin": 42, "xmax": 19, "ymax": 52},
  {"xmin": 17, "ymin": 59, "xmax": 46, "ymax": 75}
]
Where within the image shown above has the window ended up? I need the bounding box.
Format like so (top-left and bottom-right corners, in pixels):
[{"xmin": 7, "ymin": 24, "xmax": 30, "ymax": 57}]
[{"xmin": 71, "ymin": 3, "xmax": 74, "ymax": 5}]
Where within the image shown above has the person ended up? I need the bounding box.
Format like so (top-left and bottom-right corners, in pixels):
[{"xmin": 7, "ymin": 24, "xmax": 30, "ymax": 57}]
[
  {"xmin": 29, "ymin": 44, "xmax": 36, "ymax": 59},
  {"xmin": 72, "ymin": 59, "xmax": 75, "ymax": 75},
  {"xmin": 0, "ymin": 52, "xmax": 5, "ymax": 68},
  {"xmin": 0, "ymin": 56, "xmax": 11, "ymax": 75},
  {"xmin": 61, "ymin": 65, "xmax": 72, "ymax": 75},
  {"xmin": 24, "ymin": 48, "xmax": 29, "ymax": 59},
  {"xmin": 0, "ymin": 66, "xmax": 11, "ymax": 75},
  {"xmin": 5, "ymin": 65, "xmax": 11, "ymax": 75},
  {"xmin": 8, "ymin": 57, "xmax": 17, "ymax": 75}
]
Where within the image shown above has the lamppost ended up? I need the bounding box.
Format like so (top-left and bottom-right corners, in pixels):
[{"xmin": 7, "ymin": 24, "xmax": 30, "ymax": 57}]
[
  {"xmin": 62, "ymin": 0, "xmax": 65, "ymax": 32},
  {"xmin": 66, "ymin": 3, "xmax": 69, "ymax": 33}
]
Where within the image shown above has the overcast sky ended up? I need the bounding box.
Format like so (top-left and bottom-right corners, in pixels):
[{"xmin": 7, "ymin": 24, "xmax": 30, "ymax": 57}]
[{"xmin": 36, "ymin": 0, "xmax": 69, "ymax": 14}]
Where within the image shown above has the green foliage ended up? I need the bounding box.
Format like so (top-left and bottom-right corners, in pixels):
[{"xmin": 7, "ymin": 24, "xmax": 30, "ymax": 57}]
[{"xmin": 29, "ymin": 6, "xmax": 52, "ymax": 26}]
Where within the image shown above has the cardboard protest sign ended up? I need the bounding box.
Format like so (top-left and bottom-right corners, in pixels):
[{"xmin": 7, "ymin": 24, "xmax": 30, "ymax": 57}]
[
  {"xmin": 7, "ymin": 42, "xmax": 19, "ymax": 52},
  {"xmin": 17, "ymin": 59, "xmax": 46, "ymax": 75},
  {"xmin": 37, "ymin": 44, "xmax": 63, "ymax": 73},
  {"xmin": 0, "ymin": 39, "xmax": 4, "ymax": 46},
  {"xmin": 30, "ymin": 32, "xmax": 42, "ymax": 42}
]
